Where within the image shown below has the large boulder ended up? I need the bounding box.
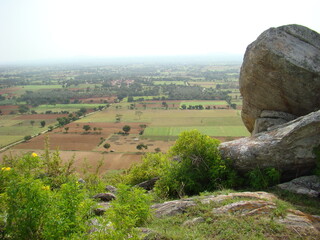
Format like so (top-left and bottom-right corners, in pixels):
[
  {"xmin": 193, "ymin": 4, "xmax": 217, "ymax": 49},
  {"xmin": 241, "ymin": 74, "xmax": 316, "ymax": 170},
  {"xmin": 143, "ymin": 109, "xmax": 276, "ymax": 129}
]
[
  {"xmin": 240, "ymin": 24, "xmax": 320, "ymax": 133},
  {"xmin": 219, "ymin": 110, "xmax": 320, "ymax": 180}
]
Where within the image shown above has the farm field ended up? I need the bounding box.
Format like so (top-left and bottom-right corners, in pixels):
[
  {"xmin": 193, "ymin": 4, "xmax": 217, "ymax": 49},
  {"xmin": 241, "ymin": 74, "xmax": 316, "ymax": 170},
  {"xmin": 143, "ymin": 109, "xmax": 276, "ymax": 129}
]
[
  {"xmin": 0, "ymin": 62, "xmax": 244, "ymax": 174},
  {"xmin": 34, "ymin": 103, "xmax": 105, "ymax": 113}
]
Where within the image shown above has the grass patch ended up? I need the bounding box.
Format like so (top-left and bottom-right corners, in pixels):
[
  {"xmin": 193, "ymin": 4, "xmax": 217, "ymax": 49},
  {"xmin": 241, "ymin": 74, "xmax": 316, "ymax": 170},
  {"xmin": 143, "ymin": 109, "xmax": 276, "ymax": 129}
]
[
  {"xmin": 180, "ymin": 101, "xmax": 227, "ymax": 106},
  {"xmin": 144, "ymin": 126, "xmax": 249, "ymax": 137}
]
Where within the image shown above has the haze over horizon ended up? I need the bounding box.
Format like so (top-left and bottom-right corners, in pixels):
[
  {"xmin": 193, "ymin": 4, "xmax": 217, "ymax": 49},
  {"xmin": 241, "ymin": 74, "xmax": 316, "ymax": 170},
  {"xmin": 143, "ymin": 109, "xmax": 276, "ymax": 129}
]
[{"xmin": 0, "ymin": 0, "xmax": 319, "ymax": 64}]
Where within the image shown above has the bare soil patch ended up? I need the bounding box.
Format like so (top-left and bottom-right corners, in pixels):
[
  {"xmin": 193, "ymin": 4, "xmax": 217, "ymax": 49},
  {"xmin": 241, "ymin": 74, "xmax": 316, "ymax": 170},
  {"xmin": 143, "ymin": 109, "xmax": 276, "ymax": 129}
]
[
  {"xmin": 0, "ymin": 105, "xmax": 19, "ymax": 115},
  {"xmin": 98, "ymin": 134, "xmax": 175, "ymax": 153},
  {"xmin": 0, "ymin": 149, "xmax": 142, "ymax": 174},
  {"xmin": 12, "ymin": 132, "xmax": 105, "ymax": 151}
]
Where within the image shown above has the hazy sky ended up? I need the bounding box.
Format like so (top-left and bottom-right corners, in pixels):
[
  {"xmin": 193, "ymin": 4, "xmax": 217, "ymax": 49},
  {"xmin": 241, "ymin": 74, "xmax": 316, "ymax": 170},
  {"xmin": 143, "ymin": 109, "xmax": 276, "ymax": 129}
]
[{"xmin": 0, "ymin": 0, "xmax": 319, "ymax": 63}]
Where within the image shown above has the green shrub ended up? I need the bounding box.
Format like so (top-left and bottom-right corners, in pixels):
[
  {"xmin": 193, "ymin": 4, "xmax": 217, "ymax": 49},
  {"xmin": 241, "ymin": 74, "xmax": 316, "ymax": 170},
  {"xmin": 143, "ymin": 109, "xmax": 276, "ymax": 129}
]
[
  {"xmin": 124, "ymin": 152, "xmax": 170, "ymax": 185},
  {"xmin": 93, "ymin": 184, "xmax": 152, "ymax": 240},
  {"xmin": 0, "ymin": 151, "xmax": 96, "ymax": 240},
  {"xmin": 6, "ymin": 178, "xmax": 50, "ymax": 240},
  {"xmin": 247, "ymin": 167, "xmax": 280, "ymax": 190},
  {"xmin": 154, "ymin": 130, "xmax": 240, "ymax": 198},
  {"xmin": 42, "ymin": 182, "xmax": 94, "ymax": 240}
]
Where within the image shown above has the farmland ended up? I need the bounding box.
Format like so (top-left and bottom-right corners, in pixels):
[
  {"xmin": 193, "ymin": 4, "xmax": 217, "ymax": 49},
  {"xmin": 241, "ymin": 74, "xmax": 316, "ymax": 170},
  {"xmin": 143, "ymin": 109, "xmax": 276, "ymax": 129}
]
[{"xmin": 0, "ymin": 61, "xmax": 246, "ymax": 174}]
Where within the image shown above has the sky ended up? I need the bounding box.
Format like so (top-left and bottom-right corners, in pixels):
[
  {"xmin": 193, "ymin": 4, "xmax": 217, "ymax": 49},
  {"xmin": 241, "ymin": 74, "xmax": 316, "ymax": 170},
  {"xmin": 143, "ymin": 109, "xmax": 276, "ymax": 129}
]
[{"xmin": 0, "ymin": 0, "xmax": 319, "ymax": 64}]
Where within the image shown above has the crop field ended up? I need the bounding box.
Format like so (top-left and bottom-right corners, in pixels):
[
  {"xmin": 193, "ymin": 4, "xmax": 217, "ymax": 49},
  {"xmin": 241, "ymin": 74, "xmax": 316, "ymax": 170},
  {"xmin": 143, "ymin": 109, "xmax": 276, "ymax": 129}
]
[
  {"xmin": 0, "ymin": 149, "xmax": 143, "ymax": 173},
  {"xmin": 143, "ymin": 126, "xmax": 248, "ymax": 138},
  {"xmin": 33, "ymin": 103, "xmax": 105, "ymax": 113},
  {"xmin": 180, "ymin": 100, "xmax": 227, "ymax": 107},
  {"xmin": 0, "ymin": 114, "xmax": 63, "ymax": 148}
]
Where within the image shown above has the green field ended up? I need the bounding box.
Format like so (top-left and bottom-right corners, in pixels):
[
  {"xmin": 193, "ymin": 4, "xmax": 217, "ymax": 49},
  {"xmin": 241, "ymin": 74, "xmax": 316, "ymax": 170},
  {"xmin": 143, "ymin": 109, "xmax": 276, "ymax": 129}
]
[
  {"xmin": 0, "ymin": 136, "xmax": 24, "ymax": 147},
  {"xmin": 0, "ymin": 115, "xmax": 58, "ymax": 148},
  {"xmin": 143, "ymin": 126, "xmax": 248, "ymax": 137},
  {"xmin": 76, "ymin": 108, "xmax": 249, "ymax": 138},
  {"xmin": 34, "ymin": 103, "xmax": 105, "ymax": 113},
  {"xmin": 180, "ymin": 101, "xmax": 227, "ymax": 106}
]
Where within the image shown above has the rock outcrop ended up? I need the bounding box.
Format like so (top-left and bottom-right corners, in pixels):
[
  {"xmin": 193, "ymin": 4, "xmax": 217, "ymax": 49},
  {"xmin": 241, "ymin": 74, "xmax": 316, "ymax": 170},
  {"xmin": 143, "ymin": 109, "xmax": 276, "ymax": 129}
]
[
  {"xmin": 219, "ymin": 110, "xmax": 320, "ymax": 180},
  {"xmin": 151, "ymin": 191, "xmax": 320, "ymax": 235},
  {"xmin": 277, "ymin": 175, "xmax": 320, "ymax": 198},
  {"xmin": 252, "ymin": 110, "xmax": 297, "ymax": 135},
  {"xmin": 240, "ymin": 24, "xmax": 320, "ymax": 133}
]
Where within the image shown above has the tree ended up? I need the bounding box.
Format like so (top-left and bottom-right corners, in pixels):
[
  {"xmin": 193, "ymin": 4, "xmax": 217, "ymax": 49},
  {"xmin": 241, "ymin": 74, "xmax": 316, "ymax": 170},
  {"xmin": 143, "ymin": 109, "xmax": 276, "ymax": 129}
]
[
  {"xmin": 30, "ymin": 120, "xmax": 35, "ymax": 126},
  {"xmin": 103, "ymin": 143, "xmax": 111, "ymax": 151},
  {"xmin": 40, "ymin": 120, "xmax": 46, "ymax": 128},
  {"xmin": 18, "ymin": 105, "xmax": 29, "ymax": 114},
  {"xmin": 48, "ymin": 126, "xmax": 54, "ymax": 131},
  {"xmin": 155, "ymin": 147, "xmax": 161, "ymax": 153},
  {"xmin": 135, "ymin": 111, "xmax": 143, "ymax": 120},
  {"xmin": 115, "ymin": 114, "xmax": 122, "ymax": 123},
  {"xmin": 127, "ymin": 96, "xmax": 134, "ymax": 102},
  {"xmin": 64, "ymin": 127, "xmax": 69, "ymax": 133},
  {"xmin": 136, "ymin": 144, "xmax": 148, "ymax": 151},
  {"xmin": 122, "ymin": 125, "xmax": 131, "ymax": 134},
  {"xmin": 24, "ymin": 135, "xmax": 32, "ymax": 141},
  {"xmin": 83, "ymin": 125, "xmax": 91, "ymax": 132}
]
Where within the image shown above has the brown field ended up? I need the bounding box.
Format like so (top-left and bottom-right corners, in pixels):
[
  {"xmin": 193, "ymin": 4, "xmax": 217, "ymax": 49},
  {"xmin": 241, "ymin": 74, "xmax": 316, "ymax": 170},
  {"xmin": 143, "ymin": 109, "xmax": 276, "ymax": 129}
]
[
  {"xmin": 95, "ymin": 134, "xmax": 175, "ymax": 153},
  {"xmin": 0, "ymin": 87, "xmax": 21, "ymax": 95},
  {"xmin": 0, "ymin": 105, "xmax": 19, "ymax": 115},
  {"xmin": 14, "ymin": 114, "xmax": 69, "ymax": 120},
  {"xmin": 12, "ymin": 132, "xmax": 105, "ymax": 151},
  {"xmin": 0, "ymin": 149, "xmax": 143, "ymax": 174}
]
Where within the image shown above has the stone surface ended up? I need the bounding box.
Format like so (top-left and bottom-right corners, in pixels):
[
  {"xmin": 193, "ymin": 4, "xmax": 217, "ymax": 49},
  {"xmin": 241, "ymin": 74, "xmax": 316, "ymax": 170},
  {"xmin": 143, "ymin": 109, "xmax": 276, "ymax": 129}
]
[
  {"xmin": 151, "ymin": 191, "xmax": 276, "ymax": 217},
  {"xmin": 219, "ymin": 110, "xmax": 320, "ymax": 180},
  {"xmin": 105, "ymin": 185, "xmax": 117, "ymax": 193},
  {"xmin": 252, "ymin": 110, "xmax": 298, "ymax": 135},
  {"xmin": 240, "ymin": 24, "xmax": 320, "ymax": 133},
  {"xmin": 134, "ymin": 177, "xmax": 159, "ymax": 191},
  {"xmin": 277, "ymin": 175, "xmax": 320, "ymax": 197},
  {"xmin": 182, "ymin": 217, "xmax": 205, "ymax": 226},
  {"xmin": 253, "ymin": 117, "xmax": 288, "ymax": 135},
  {"xmin": 151, "ymin": 191, "xmax": 320, "ymax": 235},
  {"xmin": 93, "ymin": 202, "xmax": 111, "ymax": 216},
  {"xmin": 93, "ymin": 192, "xmax": 116, "ymax": 202}
]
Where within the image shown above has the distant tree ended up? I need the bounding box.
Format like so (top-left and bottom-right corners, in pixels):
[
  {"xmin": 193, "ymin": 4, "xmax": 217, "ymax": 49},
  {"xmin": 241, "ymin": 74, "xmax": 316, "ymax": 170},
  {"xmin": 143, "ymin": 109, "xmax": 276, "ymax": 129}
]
[
  {"xmin": 127, "ymin": 96, "xmax": 134, "ymax": 102},
  {"xmin": 48, "ymin": 126, "xmax": 54, "ymax": 131},
  {"xmin": 181, "ymin": 104, "xmax": 187, "ymax": 110},
  {"xmin": 83, "ymin": 125, "xmax": 91, "ymax": 132},
  {"xmin": 122, "ymin": 125, "xmax": 131, "ymax": 134},
  {"xmin": 155, "ymin": 147, "xmax": 161, "ymax": 153},
  {"xmin": 24, "ymin": 135, "xmax": 32, "ymax": 141},
  {"xmin": 64, "ymin": 127, "xmax": 69, "ymax": 133},
  {"xmin": 115, "ymin": 114, "xmax": 122, "ymax": 123},
  {"xmin": 135, "ymin": 111, "xmax": 143, "ymax": 120},
  {"xmin": 79, "ymin": 107, "xmax": 87, "ymax": 115},
  {"xmin": 30, "ymin": 120, "xmax": 35, "ymax": 126},
  {"xmin": 103, "ymin": 143, "xmax": 111, "ymax": 151},
  {"xmin": 18, "ymin": 105, "xmax": 29, "ymax": 114},
  {"xmin": 136, "ymin": 143, "xmax": 148, "ymax": 151},
  {"xmin": 40, "ymin": 120, "xmax": 46, "ymax": 128}
]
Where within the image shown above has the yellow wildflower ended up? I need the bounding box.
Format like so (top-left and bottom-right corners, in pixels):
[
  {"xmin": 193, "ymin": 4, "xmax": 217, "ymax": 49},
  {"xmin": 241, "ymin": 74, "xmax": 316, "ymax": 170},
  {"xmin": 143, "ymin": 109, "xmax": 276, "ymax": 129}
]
[
  {"xmin": 42, "ymin": 186, "xmax": 50, "ymax": 191},
  {"xmin": 31, "ymin": 152, "xmax": 38, "ymax": 157},
  {"xmin": 1, "ymin": 167, "xmax": 11, "ymax": 171}
]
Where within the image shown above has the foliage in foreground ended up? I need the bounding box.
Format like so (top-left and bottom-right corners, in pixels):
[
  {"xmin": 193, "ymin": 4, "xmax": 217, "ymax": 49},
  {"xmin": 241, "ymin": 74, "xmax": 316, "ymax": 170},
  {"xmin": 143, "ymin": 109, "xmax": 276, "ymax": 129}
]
[
  {"xmin": 91, "ymin": 184, "xmax": 152, "ymax": 240},
  {"xmin": 0, "ymin": 152, "xmax": 96, "ymax": 240}
]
